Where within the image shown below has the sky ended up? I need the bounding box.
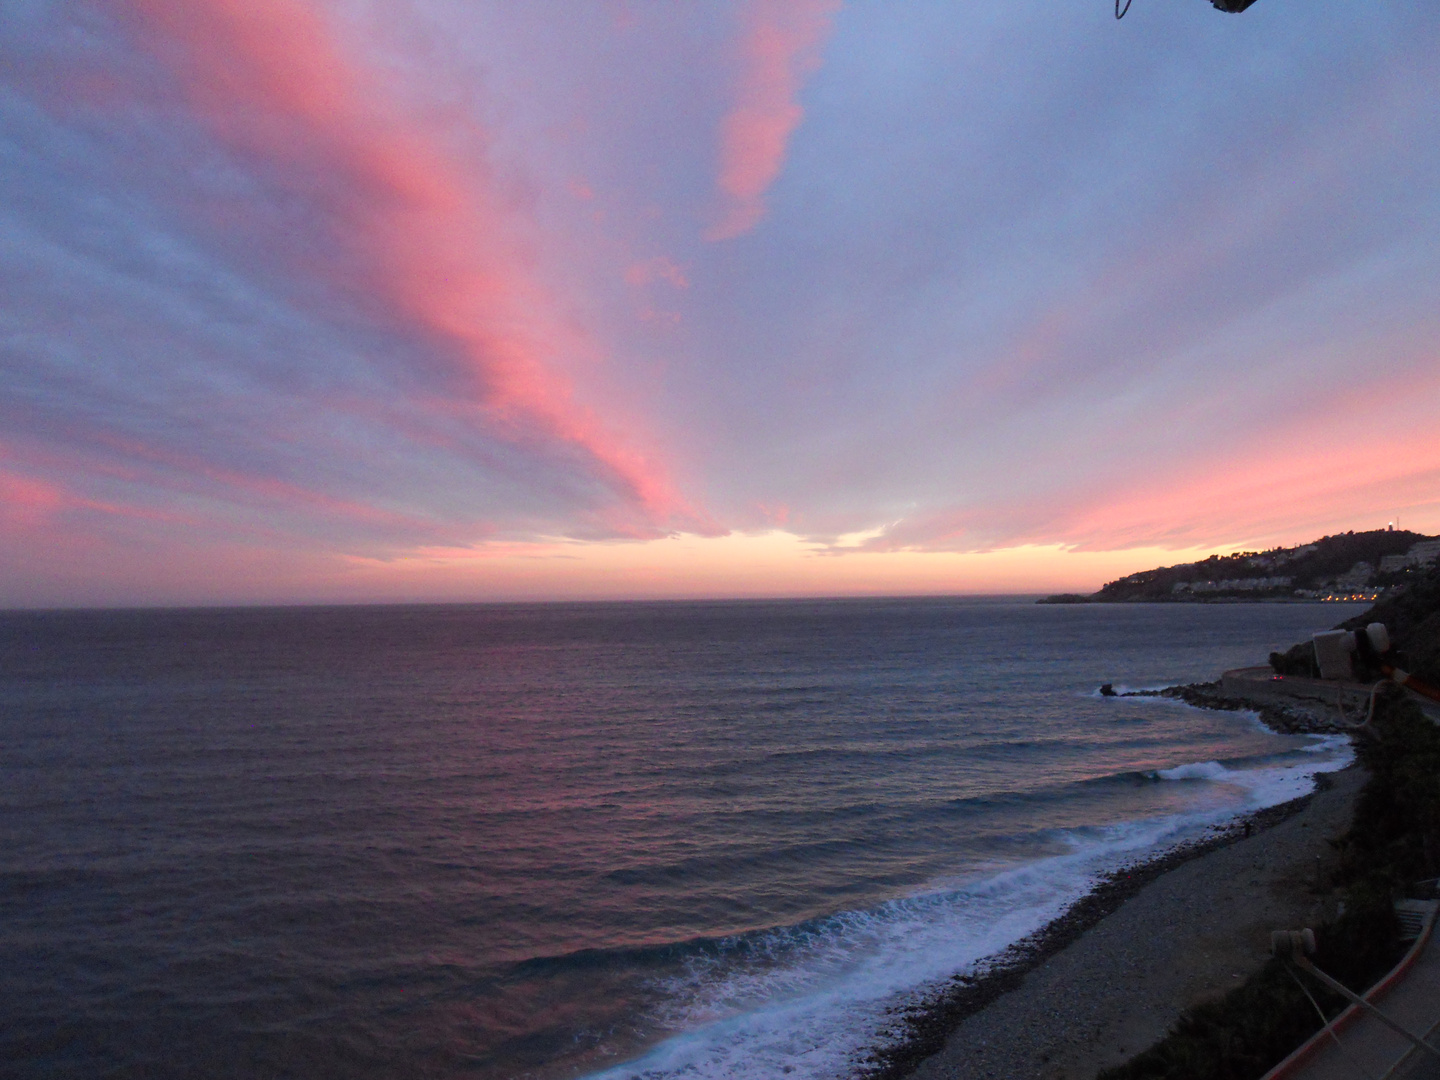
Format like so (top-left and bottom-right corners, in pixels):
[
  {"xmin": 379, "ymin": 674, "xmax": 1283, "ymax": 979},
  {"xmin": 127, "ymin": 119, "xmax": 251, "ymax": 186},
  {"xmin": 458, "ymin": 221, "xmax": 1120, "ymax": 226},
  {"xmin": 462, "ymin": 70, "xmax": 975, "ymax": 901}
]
[{"xmin": 3, "ymin": 0, "xmax": 1439, "ymax": 607}]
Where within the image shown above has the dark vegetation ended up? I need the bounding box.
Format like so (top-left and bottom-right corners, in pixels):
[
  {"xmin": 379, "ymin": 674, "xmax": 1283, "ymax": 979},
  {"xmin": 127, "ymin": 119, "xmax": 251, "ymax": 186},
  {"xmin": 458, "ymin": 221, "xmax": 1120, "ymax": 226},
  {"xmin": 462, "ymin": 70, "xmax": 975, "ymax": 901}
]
[
  {"xmin": 1269, "ymin": 563, "xmax": 1440, "ymax": 685},
  {"xmin": 1040, "ymin": 529, "xmax": 1432, "ymax": 603},
  {"xmin": 1267, "ymin": 639, "xmax": 1320, "ymax": 677},
  {"xmin": 1096, "ymin": 691, "xmax": 1440, "ymax": 1080},
  {"xmin": 1337, "ymin": 564, "xmax": 1440, "ymax": 686}
]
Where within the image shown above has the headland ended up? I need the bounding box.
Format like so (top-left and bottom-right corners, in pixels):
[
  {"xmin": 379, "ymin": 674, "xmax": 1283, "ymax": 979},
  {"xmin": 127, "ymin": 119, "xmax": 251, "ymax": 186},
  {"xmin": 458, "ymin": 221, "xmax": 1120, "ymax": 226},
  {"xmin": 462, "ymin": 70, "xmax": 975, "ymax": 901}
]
[{"xmin": 1039, "ymin": 529, "xmax": 1439, "ymax": 605}]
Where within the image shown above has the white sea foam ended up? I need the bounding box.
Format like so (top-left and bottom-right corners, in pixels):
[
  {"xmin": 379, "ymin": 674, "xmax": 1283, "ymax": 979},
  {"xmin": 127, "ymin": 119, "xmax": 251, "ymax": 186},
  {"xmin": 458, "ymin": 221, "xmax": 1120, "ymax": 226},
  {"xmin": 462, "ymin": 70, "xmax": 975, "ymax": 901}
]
[
  {"xmin": 1157, "ymin": 760, "xmax": 1232, "ymax": 781},
  {"xmin": 1302, "ymin": 734, "xmax": 1352, "ymax": 754},
  {"xmin": 584, "ymin": 737, "xmax": 1354, "ymax": 1080}
]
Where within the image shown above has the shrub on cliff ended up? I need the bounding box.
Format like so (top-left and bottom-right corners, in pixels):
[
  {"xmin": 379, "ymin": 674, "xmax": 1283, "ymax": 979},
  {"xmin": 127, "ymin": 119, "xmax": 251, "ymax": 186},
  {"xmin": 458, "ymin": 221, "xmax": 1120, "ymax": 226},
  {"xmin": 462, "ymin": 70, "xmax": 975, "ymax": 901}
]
[
  {"xmin": 1340, "ymin": 692, "xmax": 1440, "ymax": 887},
  {"xmin": 1268, "ymin": 641, "xmax": 1318, "ymax": 678}
]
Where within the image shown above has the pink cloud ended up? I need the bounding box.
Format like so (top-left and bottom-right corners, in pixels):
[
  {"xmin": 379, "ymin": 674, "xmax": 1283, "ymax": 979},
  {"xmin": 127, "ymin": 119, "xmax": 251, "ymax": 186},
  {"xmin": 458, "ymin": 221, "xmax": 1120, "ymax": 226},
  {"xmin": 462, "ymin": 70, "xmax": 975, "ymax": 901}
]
[
  {"xmin": 78, "ymin": 431, "xmax": 437, "ymax": 532},
  {"xmin": 1056, "ymin": 428, "xmax": 1440, "ymax": 554},
  {"xmin": 706, "ymin": 0, "xmax": 840, "ymax": 241},
  {"xmin": 624, "ymin": 256, "xmax": 689, "ymax": 289},
  {"xmin": 853, "ymin": 363, "xmax": 1440, "ymax": 556},
  {"xmin": 0, "ymin": 455, "xmax": 161, "ymax": 533},
  {"xmin": 755, "ymin": 502, "xmax": 792, "ymax": 527},
  {"xmin": 121, "ymin": 0, "xmax": 716, "ymax": 538},
  {"xmin": 0, "ymin": 469, "xmax": 67, "ymax": 528}
]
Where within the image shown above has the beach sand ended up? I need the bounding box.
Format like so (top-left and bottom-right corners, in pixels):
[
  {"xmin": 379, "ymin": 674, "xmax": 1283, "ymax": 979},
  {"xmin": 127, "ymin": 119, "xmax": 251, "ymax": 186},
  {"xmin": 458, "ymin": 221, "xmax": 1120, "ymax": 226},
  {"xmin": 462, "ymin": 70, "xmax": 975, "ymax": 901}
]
[{"xmin": 903, "ymin": 762, "xmax": 1365, "ymax": 1080}]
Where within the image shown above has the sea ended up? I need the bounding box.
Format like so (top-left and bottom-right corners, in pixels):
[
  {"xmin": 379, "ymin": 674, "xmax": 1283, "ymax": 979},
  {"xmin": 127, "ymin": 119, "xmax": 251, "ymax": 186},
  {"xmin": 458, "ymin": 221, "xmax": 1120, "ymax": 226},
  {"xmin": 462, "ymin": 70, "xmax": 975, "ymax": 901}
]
[{"xmin": 0, "ymin": 598, "xmax": 1366, "ymax": 1080}]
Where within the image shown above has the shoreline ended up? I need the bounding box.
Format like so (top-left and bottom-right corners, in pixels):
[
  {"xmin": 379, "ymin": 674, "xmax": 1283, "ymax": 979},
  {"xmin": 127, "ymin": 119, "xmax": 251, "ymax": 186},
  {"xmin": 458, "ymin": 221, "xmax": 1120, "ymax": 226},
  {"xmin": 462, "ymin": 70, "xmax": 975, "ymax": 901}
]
[
  {"xmin": 1136, "ymin": 681, "xmax": 1350, "ymax": 735},
  {"xmin": 861, "ymin": 690, "xmax": 1358, "ymax": 1080}
]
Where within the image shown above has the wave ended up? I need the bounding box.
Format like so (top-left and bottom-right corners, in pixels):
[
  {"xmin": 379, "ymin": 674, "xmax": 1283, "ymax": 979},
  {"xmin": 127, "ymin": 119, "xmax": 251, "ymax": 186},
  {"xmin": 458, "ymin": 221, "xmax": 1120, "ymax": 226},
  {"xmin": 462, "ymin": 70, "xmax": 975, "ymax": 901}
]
[
  {"xmin": 1151, "ymin": 734, "xmax": 1351, "ymax": 796},
  {"xmin": 580, "ymin": 738, "xmax": 1354, "ymax": 1080},
  {"xmin": 1156, "ymin": 760, "xmax": 1232, "ymax": 781}
]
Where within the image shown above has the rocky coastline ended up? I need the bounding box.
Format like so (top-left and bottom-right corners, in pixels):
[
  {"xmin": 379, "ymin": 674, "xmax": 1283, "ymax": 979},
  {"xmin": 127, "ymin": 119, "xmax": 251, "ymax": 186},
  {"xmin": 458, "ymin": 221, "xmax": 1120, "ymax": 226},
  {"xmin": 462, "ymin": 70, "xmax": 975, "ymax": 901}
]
[{"xmin": 1126, "ymin": 681, "xmax": 1349, "ymax": 735}]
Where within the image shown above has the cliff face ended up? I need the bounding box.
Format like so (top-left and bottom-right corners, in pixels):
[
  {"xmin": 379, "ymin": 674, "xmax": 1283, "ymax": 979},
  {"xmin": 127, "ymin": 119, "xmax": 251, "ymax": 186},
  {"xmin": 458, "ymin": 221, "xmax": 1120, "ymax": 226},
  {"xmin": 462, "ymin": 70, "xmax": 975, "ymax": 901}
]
[{"xmin": 1044, "ymin": 530, "xmax": 1437, "ymax": 604}]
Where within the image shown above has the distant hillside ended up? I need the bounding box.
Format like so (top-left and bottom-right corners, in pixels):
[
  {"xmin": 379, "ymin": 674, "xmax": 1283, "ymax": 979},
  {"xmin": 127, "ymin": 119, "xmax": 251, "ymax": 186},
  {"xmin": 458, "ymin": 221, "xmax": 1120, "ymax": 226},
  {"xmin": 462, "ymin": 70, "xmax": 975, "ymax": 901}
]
[{"xmin": 1040, "ymin": 529, "xmax": 1440, "ymax": 604}]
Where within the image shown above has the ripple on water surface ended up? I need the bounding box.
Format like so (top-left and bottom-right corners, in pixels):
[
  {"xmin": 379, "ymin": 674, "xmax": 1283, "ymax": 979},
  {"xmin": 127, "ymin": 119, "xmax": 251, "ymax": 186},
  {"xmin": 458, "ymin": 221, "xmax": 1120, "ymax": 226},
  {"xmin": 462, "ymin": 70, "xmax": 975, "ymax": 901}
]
[{"xmin": 0, "ymin": 599, "xmax": 1364, "ymax": 1079}]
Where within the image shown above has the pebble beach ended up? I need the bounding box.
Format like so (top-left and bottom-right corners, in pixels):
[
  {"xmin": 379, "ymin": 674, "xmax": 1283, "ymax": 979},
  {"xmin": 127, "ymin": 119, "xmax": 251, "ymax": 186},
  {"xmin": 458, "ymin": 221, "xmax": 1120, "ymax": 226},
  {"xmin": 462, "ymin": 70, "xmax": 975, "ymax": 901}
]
[{"xmin": 899, "ymin": 763, "xmax": 1364, "ymax": 1080}]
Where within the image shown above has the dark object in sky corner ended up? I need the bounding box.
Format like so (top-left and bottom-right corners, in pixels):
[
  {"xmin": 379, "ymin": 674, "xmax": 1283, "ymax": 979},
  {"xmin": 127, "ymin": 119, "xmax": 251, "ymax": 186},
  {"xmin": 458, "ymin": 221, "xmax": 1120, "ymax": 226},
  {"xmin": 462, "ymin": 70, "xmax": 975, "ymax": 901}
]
[{"xmin": 1117, "ymin": 0, "xmax": 1259, "ymax": 17}]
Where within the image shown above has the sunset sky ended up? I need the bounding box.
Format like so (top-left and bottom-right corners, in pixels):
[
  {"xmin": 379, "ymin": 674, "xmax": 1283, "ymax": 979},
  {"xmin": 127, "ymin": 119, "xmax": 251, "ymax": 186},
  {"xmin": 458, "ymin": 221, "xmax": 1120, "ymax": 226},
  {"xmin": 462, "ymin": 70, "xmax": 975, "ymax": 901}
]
[{"xmin": 3, "ymin": 0, "xmax": 1438, "ymax": 607}]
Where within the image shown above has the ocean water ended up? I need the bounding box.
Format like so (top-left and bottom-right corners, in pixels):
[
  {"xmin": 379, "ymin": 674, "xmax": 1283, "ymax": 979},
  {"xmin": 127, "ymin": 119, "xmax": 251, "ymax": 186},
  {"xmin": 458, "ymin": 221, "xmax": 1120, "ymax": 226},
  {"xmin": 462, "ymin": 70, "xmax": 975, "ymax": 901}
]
[{"xmin": 0, "ymin": 598, "xmax": 1365, "ymax": 1080}]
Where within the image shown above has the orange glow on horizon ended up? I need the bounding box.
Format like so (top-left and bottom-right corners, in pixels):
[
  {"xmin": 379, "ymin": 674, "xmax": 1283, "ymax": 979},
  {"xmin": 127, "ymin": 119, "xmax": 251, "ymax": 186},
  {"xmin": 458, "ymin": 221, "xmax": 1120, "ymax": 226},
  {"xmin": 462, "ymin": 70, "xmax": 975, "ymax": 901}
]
[{"xmin": 331, "ymin": 532, "xmax": 1228, "ymax": 604}]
